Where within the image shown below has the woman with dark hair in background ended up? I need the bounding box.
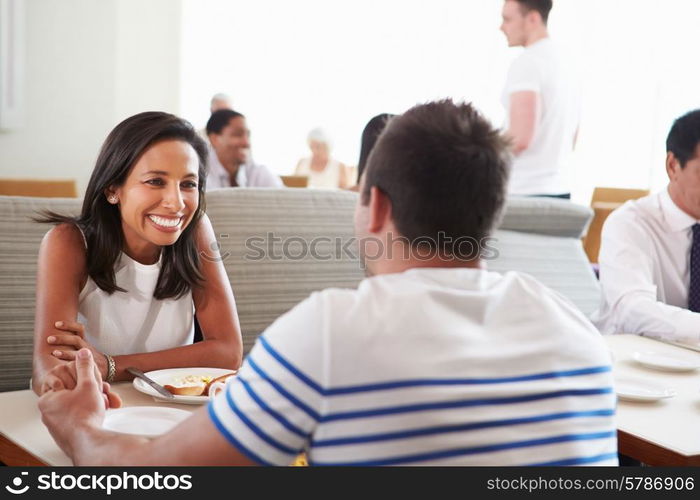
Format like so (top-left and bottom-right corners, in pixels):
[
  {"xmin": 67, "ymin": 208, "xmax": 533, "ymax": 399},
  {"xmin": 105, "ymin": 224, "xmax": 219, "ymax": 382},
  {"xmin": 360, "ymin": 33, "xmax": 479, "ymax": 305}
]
[
  {"xmin": 32, "ymin": 112, "xmax": 243, "ymax": 395},
  {"xmin": 356, "ymin": 113, "xmax": 396, "ymax": 184}
]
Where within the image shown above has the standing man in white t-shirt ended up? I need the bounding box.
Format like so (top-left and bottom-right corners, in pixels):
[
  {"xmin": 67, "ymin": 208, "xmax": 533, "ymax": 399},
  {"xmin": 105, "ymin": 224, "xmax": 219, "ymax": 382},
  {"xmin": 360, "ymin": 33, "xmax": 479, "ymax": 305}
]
[
  {"xmin": 500, "ymin": 0, "xmax": 579, "ymax": 198},
  {"xmin": 37, "ymin": 100, "xmax": 616, "ymax": 466}
]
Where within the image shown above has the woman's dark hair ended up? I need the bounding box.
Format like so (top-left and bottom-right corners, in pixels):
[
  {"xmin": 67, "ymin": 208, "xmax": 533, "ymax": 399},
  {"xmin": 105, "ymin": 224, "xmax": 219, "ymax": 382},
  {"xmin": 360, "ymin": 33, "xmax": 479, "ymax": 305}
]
[
  {"xmin": 361, "ymin": 100, "xmax": 511, "ymax": 258},
  {"xmin": 357, "ymin": 113, "xmax": 396, "ymax": 183},
  {"xmin": 666, "ymin": 109, "xmax": 700, "ymax": 168},
  {"xmin": 37, "ymin": 111, "xmax": 209, "ymax": 299}
]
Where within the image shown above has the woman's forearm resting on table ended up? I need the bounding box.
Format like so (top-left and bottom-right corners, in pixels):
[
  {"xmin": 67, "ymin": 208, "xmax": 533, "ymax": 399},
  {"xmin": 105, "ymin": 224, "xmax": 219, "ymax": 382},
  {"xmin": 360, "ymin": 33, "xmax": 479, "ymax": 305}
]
[{"xmin": 110, "ymin": 338, "xmax": 241, "ymax": 382}]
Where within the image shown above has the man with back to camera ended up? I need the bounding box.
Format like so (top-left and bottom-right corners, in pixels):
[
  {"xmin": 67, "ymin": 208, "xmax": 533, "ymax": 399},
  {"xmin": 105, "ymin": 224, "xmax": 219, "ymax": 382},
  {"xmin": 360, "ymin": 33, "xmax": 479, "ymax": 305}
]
[
  {"xmin": 593, "ymin": 110, "xmax": 700, "ymax": 346},
  {"xmin": 500, "ymin": 0, "xmax": 580, "ymax": 199},
  {"xmin": 38, "ymin": 100, "xmax": 616, "ymax": 466},
  {"xmin": 205, "ymin": 109, "xmax": 283, "ymax": 189}
]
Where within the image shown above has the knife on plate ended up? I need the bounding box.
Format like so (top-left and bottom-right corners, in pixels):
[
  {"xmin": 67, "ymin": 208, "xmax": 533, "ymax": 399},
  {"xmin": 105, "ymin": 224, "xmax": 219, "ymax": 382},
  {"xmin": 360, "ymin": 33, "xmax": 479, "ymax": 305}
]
[{"xmin": 126, "ymin": 367, "xmax": 174, "ymax": 399}]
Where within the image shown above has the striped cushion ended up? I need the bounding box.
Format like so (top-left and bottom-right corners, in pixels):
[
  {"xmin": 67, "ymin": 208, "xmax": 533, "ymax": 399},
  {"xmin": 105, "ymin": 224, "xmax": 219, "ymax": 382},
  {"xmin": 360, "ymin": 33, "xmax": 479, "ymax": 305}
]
[
  {"xmin": 500, "ymin": 196, "xmax": 593, "ymax": 238},
  {"xmin": 489, "ymin": 229, "xmax": 601, "ymax": 317},
  {"xmin": 0, "ymin": 190, "xmax": 596, "ymax": 392},
  {"xmin": 0, "ymin": 196, "xmax": 81, "ymax": 392},
  {"xmin": 204, "ymin": 188, "xmax": 364, "ymax": 354}
]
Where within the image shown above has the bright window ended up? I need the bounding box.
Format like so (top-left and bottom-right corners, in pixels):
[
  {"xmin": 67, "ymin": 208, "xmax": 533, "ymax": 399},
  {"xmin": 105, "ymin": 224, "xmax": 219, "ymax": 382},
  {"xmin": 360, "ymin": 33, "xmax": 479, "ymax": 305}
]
[{"xmin": 180, "ymin": 0, "xmax": 700, "ymax": 200}]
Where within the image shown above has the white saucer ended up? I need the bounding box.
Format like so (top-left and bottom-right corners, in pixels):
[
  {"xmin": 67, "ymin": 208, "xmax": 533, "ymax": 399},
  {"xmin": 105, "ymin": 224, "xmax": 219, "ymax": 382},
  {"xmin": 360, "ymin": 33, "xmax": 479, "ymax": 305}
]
[
  {"xmin": 103, "ymin": 407, "xmax": 191, "ymax": 437},
  {"xmin": 132, "ymin": 367, "xmax": 236, "ymax": 405},
  {"xmin": 632, "ymin": 350, "xmax": 700, "ymax": 372},
  {"xmin": 615, "ymin": 376, "xmax": 676, "ymax": 402}
]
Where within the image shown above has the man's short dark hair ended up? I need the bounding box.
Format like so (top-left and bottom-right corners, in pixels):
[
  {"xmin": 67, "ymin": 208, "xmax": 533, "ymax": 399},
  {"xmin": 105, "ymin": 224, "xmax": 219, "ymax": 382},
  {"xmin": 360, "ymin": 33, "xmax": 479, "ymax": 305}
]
[
  {"xmin": 206, "ymin": 109, "xmax": 245, "ymax": 136},
  {"xmin": 666, "ymin": 109, "xmax": 700, "ymax": 168},
  {"xmin": 361, "ymin": 99, "xmax": 511, "ymax": 258},
  {"xmin": 514, "ymin": 0, "xmax": 553, "ymax": 24}
]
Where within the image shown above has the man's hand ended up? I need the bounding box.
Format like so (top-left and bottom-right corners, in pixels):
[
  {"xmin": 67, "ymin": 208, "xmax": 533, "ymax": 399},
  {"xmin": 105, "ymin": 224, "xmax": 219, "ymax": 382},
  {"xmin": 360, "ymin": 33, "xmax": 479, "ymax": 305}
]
[
  {"xmin": 40, "ymin": 360, "xmax": 121, "ymax": 409},
  {"xmin": 47, "ymin": 320, "xmax": 108, "ymax": 378},
  {"xmin": 38, "ymin": 349, "xmax": 122, "ymax": 457}
]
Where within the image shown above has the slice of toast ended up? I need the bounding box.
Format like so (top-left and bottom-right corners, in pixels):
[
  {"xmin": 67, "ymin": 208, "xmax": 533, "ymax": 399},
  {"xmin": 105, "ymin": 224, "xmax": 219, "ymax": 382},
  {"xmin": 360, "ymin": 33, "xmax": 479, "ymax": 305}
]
[{"xmin": 164, "ymin": 381, "xmax": 207, "ymax": 396}]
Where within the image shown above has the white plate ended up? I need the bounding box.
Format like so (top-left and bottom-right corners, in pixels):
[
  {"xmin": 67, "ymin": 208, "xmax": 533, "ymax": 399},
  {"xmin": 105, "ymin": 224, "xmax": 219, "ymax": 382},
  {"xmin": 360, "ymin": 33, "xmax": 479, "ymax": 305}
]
[
  {"xmin": 632, "ymin": 350, "xmax": 700, "ymax": 372},
  {"xmin": 132, "ymin": 367, "xmax": 235, "ymax": 404},
  {"xmin": 103, "ymin": 406, "xmax": 190, "ymax": 437},
  {"xmin": 615, "ymin": 376, "xmax": 676, "ymax": 402}
]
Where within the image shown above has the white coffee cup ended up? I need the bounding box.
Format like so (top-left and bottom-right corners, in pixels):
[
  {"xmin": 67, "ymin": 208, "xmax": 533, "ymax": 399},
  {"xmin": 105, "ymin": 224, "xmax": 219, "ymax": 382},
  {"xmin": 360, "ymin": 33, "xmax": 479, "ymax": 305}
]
[{"xmin": 208, "ymin": 381, "xmax": 227, "ymax": 398}]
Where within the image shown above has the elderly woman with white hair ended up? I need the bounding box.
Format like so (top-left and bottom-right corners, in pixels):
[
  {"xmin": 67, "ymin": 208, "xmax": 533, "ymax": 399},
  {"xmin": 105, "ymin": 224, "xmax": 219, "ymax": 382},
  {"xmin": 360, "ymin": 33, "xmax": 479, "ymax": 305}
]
[{"xmin": 294, "ymin": 128, "xmax": 350, "ymax": 189}]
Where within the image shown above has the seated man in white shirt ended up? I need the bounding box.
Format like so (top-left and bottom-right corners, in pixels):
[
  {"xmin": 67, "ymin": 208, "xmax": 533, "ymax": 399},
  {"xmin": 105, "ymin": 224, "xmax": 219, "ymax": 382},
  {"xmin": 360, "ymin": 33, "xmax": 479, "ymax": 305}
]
[
  {"xmin": 205, "ymin": 109, "xmax": 283, "ymax": 189},
  {"xmin": 593, "ymin": 109, "xmax": 700, "ymax": 345},
  {"xmin": 38, "ymin": 100, "xmax": 616, "ymax": 466}
]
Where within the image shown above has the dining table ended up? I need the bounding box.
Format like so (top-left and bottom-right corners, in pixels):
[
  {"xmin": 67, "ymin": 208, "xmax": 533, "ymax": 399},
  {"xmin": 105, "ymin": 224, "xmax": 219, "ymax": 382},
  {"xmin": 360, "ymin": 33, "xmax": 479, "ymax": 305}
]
[
  {"xmin": 606, "ymin": 334, "xmax": 700, "ymax": 466},
  {"xmin": 0, "ymin": 334, "xmax": 699, "ymax": 466}
]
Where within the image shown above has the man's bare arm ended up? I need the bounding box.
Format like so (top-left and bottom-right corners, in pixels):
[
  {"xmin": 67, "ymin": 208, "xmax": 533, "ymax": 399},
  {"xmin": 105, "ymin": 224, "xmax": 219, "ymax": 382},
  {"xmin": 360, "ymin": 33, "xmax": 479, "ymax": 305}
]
[{"xmin": 507, "ymin": 90, "xmax": 540, "ymax": 155}]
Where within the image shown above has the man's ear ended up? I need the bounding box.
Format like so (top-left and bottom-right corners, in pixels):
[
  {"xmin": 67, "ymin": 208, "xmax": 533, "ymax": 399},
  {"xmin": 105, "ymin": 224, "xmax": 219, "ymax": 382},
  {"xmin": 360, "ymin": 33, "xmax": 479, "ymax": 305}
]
[
  {"xmin": 666, "ymin": 152, "xmax": 680, "ymax": 181},
  {"xmin": 208, "ymin": 133, "xmax": 219, "ymax": 149},
  {"xmin": 367, "ymin": 186, "xmax": 392, "ymax": 233},
  {"xmin": 526, "ymin": 10, "xmax": 541, "ymax": 27}
]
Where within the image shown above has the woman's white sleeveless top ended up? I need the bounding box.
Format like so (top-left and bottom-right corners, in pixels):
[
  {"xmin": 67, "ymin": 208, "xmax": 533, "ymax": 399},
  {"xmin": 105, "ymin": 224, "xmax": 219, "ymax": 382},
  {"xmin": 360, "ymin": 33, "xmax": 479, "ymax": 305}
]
[{"xmin": 77, "ymin": 243, "xmax": 194, "ymax": 356}]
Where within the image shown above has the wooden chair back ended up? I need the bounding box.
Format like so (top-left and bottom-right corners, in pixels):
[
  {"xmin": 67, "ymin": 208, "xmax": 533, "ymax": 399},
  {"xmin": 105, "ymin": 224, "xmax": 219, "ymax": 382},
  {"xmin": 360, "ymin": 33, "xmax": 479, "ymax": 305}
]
[{"xmin": 0, "ymin": 178, "xmax": 78, "ymax": 198}]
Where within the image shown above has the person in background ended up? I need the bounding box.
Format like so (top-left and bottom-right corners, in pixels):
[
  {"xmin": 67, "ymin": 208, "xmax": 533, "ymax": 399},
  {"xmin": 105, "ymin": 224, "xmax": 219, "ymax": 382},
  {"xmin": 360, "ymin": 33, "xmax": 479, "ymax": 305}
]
[
  {"xmin": 592, "ymin": 109, "xmax": 700, "ymax": 346},
  {"xmin": 294, "ymin": 128, "xmax": 350, "ymax": 189},
  {"xmin": 209, "ymin": 93, "xmax": 232, "ymax": 114},
  {"xmin": 350, "ymin": 113, "xmax": 396, "ymax": 192},
  {"xmin": 32, "ymin": 112, "xmax": 243, "ymax": 395},
  {"xmin": 198, "ymin": 93, "xmax": 233, "ymax": 141},
  {"xmin": 38, "ymin": 100, "xmax": 615, "ymax": 466},
  {"xmin": 500, "ymin": 0, "xmax": 579, "ymax": 199},
  {"xmin": 205, "ymin": 109, "xmax": 283, "ymax": 189}
]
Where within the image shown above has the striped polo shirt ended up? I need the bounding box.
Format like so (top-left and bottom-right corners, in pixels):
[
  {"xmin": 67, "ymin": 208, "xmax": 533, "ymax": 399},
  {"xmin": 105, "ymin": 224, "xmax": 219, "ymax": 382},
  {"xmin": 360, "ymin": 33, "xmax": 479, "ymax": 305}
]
[{"xmin": 209, "ymin": 268, "xmax": 617, "ymax": 466}]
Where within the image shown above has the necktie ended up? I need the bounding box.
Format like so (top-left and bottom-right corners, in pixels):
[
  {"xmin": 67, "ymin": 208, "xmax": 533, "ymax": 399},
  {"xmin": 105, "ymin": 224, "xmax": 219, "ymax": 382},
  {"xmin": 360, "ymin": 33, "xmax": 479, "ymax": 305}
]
[{"xmin": 688, "ymin": 223, "xmax": 700, "ymax": 312}]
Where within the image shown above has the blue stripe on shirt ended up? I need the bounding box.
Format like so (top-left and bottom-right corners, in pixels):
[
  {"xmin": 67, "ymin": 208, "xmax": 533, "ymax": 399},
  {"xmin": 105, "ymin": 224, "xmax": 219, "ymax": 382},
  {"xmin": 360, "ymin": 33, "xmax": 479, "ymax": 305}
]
[
  {"xmin": 311, "ymin": 408, "xmax": 615, "ymax": 447},
  {"xmin": 248, "ymin": 357, "xmax": 321, "ymax": 422},
  {"xmin": 523, "ymin": 452, "xmax": 619, "ymax": 466},
  {"xmin": 237, "ymin": 376, "xmax": 308, "ymax": 439},
  {"xmin": 320, "ymin": 387, "xmax": 614, "ymax": 422},
  {"xmin": 223, "ymin": 385, "xmax": 300, "ymax": 455},
  {"xmin": 311, "ymin": 430, "xmax": 617, "ymax": 466},
  {"xmin": 206, "ymin": 402, "xmax": 273, "ymax": 466},
  {"xmin": 259, "ymin": 336, "xmax": 324, "ymax": 394},
  {"xmin": 258, "ymin": 337, "xmax": 611, "ymax": 395}
]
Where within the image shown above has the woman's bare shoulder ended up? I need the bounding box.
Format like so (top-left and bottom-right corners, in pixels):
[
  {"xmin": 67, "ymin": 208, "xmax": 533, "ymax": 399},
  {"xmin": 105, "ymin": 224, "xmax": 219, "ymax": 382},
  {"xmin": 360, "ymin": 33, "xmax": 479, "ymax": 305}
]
[{"xmin": 40, "ymin": 223, "xmax": 87, "ymax": 260}]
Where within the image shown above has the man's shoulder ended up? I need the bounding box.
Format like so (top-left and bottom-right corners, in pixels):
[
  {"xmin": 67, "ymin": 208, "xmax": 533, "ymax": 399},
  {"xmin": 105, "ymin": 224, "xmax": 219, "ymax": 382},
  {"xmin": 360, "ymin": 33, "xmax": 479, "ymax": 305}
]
[
  {"xmin": 246, "ymin": 162, "xmax": 283, "ymax": 187},
  {"xmin": 604, "ymin": 193, "xmax": 659, "ymax": 231}
]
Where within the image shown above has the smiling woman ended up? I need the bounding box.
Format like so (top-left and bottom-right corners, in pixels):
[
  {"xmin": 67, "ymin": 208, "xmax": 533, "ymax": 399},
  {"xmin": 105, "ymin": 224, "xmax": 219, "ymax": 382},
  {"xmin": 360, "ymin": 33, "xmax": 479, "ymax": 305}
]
[{"xmin": 31, "ymin": 112, "xmax": 243, "ymax": 396}]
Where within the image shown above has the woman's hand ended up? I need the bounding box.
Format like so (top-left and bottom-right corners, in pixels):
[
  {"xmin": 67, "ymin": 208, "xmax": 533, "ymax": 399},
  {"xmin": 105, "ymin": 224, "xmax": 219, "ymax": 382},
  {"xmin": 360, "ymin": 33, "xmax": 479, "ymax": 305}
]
[
  {"xmin": 47, "ymin": 320, "xmax": 108, "ymax": 379},
  {"xmin": 40, "ymin": 358, "xmax": 122, "ymax": 410}
]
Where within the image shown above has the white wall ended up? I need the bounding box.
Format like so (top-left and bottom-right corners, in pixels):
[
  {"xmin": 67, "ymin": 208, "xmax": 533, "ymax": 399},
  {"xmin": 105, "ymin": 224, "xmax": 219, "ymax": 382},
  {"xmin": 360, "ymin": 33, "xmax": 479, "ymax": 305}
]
[
  {"xmin": 179, "ymin": 0, "xmax": 511, "ymax": 180},
  {"xmin": 0, "ymin": 0, "xmax": 182, "ymax": 195}
]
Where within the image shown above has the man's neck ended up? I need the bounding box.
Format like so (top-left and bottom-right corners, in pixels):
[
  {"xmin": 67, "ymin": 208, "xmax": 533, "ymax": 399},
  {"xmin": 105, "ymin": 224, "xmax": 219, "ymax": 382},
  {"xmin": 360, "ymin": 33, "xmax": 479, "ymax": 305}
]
[
  {"xmin": 667, "ymin": 184, "xmax": 700, "ymax": 221},
  {"xmin": 524, "ymin": 29, "xmax": 549, "ymax": 47},
  {"xmin": 215, "ymin": 151, "xmax": 242, "ymax": 182},
  {"xmin": 369, "ymin": 256, "xmax": 483, "ymax": 277}
]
